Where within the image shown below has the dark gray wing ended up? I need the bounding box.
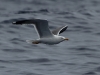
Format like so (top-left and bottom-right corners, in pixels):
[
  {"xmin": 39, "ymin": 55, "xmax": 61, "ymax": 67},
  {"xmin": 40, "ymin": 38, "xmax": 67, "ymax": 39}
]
[
  {"xmin": 13, "ymin": 19, "xmax": 54, "ymax": 38},
  {"xmin": 52, "ymin": 25, "xmax": 68, "ymax": 35}
]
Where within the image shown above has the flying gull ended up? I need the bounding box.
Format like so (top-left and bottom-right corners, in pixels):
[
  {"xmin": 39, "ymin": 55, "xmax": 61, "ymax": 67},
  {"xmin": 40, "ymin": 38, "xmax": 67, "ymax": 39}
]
[{"xmin": 13, "ymin": 19, "xmax": 69, "ymax": 44}]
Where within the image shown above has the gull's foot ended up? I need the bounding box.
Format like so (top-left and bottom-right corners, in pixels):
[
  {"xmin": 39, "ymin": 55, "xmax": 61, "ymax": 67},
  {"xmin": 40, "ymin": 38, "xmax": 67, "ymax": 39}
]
[
  {"xmin": 32, "ymin": 41, "xmax": 39, "ymax": 44},
  {"xmin": 26, "ymin": 40, "xmax": 40, "ymax": 44}
]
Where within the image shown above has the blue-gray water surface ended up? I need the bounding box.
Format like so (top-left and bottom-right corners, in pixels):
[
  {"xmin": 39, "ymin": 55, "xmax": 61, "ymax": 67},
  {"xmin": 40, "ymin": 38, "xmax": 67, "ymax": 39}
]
[{"xmin": 0, "ymin": 0, "xmax": 100, "ymax": 75}]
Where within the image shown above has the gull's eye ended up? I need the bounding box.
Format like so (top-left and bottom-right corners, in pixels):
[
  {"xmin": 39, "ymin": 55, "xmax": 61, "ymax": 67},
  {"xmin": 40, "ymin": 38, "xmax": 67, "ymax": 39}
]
[
  {"xmin": 61, "ymin": 37, "xmax": 64, "ymax": 39},
  {"xmin": 61, "ymin": 37, "xmax": 65, "ymax": 39}
]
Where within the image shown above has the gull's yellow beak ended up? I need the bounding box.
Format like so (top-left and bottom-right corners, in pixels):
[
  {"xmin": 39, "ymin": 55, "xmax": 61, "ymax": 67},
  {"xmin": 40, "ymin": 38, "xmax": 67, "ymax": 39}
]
[{"xmin": 64, "ymin": 38, "xmax": 69, "ymax": 40}]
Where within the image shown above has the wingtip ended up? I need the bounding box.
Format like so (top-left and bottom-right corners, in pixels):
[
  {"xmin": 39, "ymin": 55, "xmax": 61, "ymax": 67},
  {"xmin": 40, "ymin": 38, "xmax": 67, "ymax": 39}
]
[
  {"xmin": 12, "ymin": 21, "xmax": 23, "ymax": 25},
  {"xmin": 66, "ymin": 25, "xmax": 68, "ymax": 27},
  {"xmin": 12, "ymin": 21, "xmax": 16, "ymax": 24},
  {"xmin": 65, "ymin": 25, "xmax": 68, "ymax": 29}
]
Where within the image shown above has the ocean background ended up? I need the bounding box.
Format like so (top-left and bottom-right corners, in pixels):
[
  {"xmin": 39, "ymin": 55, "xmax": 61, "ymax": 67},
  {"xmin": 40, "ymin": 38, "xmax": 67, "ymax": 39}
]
[{"xmin": 0, "ymin": 0, "xmax": 100, "ymax": 75}]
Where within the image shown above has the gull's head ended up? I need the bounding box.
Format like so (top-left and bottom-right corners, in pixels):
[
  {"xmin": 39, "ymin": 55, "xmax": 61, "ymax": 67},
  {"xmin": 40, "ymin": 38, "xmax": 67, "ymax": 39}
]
[{"xmin": 59, "ymin": 36, "xmax": 69, "ymax": 41}]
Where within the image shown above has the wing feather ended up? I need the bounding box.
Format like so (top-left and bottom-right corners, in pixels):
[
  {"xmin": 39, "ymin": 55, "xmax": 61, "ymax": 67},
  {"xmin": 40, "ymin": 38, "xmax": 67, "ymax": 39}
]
[
  {"xmin": 13, "ymin": 19, "xmax": 53, "ymax": 38},
  {"xmin": 52, "ymin": 25, "xmax": 68, "ymax": 35}
]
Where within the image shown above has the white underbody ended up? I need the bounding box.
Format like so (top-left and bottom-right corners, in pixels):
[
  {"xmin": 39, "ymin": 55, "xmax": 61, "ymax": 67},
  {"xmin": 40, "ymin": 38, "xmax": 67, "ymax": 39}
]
[
  {"xmin": 26, "ymin": 35, "xmax": 65, "ymax": 44},
  {"xmin": 38, "ymin": 35, "xmax": 65, "ymax": 44}
]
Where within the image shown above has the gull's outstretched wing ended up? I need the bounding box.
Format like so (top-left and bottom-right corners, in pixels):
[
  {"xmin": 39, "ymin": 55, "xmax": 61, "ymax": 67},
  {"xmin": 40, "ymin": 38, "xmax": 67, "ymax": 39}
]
[
  {"xmin": 13, "ymin": 19, "xmax": 53, "ymax": 38},
  {"xmin": 52, "ymin": 25, "xmax": 68, "ymax": 35}
]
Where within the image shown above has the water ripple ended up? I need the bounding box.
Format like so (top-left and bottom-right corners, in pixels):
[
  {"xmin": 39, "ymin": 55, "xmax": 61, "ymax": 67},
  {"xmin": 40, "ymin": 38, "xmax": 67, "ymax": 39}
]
[
  {"xmin": 95, "ymin": 66, "xmax": 100, "ymax": 72},
  {"xmin": 69, "ymin": 46, "xmax": 96, "ymax": 51},
  {"xmin": 23, "ymin": 58, "xmax": 50, "ymax": 63},
  {"xmin": 22, "ymin": 58, "xmax": 50, "ymax": 63},
  {"xmin": 16, "ymin": 9, "xmax": 49, "ymax": 14},
  {"xmin": 0, "ymin": 58, "xmax": 52, "ymax": 64},
  {"xmin": 19, "ymin": 72, "xmax": 42, "ymax": 75},
  {"xmin": 2, "ymin": 48, "xmax": 26, "ymax": 52},
  {"xmin": 83, "ymin": 71, "xmax": 97, "ymax": 75}
]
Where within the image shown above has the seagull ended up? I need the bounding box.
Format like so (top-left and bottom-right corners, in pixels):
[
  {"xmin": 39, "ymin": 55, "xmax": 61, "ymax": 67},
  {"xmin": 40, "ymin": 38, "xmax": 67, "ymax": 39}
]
[{"xmin": 13, "ymin": 19, "xmax": 69, "ymax": 45}]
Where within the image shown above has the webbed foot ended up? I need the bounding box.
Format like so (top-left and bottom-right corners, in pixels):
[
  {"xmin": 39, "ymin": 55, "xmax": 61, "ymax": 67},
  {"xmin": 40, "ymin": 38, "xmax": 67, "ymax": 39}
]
[{"xmin": 32, "ymin": 41, "xmax": 39, "ymax": 44}]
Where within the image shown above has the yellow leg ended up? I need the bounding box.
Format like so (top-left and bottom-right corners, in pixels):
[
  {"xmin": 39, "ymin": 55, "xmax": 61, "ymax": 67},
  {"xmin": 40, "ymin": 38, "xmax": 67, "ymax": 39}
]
[{"xmin": 32, "ymin": 41, "xmax": 39, "ymax": 44}]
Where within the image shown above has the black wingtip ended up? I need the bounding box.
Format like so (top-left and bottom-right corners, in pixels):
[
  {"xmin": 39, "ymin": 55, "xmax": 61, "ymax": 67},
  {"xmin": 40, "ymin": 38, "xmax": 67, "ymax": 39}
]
[
  {"xmin": 12, "ymin": 20, "xmax": 25, "ymax": 25},
  {"xmin": 12, "ymin": 21, "xmax": 20, "ymax": 25},
  {"xmin": 12, "ymin": 19, "xmax": 48, "ymax": 25},
  {"xmin": 12, "ymin": 22, "xmax": 17, "ymax": 24}
]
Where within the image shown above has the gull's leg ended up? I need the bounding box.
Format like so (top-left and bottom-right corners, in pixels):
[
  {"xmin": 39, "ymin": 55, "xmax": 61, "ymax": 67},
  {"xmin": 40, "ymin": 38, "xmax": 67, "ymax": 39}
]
[
  {"xmin": 26, "ymin": 40, "xmax": 40, "ymax": 44},
  {"xmin": 32, "ymin": 41, "xmax": 39, "ymax": 44}
]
